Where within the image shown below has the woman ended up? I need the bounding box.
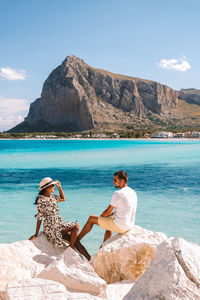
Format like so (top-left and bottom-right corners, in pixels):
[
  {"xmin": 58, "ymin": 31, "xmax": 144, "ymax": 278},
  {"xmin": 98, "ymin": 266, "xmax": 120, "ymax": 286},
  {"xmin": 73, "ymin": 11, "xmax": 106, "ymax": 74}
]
[{"xmin": 29, "ymin": 177, "xmax": 90, "ymax": 260}]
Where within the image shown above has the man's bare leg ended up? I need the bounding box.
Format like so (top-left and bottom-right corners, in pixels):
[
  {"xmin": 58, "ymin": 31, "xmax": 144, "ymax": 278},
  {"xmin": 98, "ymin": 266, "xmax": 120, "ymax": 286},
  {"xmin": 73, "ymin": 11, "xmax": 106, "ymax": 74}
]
[
  {"xmin": 78, "ymin": 215, "xmax": 99, "ymax": 241},
  {"xmin": 103, "ymin": 230, "xmax": 112, "ymax": 242}
]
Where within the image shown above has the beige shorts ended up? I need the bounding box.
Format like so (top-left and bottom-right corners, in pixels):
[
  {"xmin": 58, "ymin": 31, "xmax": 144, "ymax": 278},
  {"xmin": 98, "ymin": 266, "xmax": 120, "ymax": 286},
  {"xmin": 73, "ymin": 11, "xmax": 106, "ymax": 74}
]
[{"xmin": 98, "ymin": 216, "xmax": 128, "ymax": 233}]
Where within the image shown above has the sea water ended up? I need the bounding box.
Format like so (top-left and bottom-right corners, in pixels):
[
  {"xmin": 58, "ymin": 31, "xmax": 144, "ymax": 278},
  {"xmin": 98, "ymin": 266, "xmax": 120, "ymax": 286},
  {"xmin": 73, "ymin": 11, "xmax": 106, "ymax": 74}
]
[{"xmin": 0, "ymin": 139, "xmax": 199, "ymax": 254}]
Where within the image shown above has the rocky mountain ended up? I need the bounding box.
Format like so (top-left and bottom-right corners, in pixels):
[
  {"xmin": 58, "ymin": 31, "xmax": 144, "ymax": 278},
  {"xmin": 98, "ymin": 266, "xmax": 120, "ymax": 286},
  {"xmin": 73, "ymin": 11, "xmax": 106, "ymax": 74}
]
[
  {"xmin": 9, "ymin": 55, "xmax": 191, "ymax": 133},
  {"xmin": 178, "ymin": 88, "xmax": 200, "ymax": 105}
]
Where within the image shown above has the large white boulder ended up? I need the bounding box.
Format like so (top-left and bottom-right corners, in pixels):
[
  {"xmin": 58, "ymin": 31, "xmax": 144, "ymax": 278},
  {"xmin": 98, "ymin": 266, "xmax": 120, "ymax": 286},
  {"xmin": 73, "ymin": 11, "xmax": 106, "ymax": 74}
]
[
  {"xmin": 124, "ymin": 237, "xmax": 200, "ymax": 300},
  {"xmin": 6, "ymin": 278, "xmax": 103, "ymax": 300},
  {"xmin": 59, "ymin": 292, "xmax": 102, "ymax": 299},
  {"xmin": 6, "ymin": 278, "xmax": 68, "ymax": 300},
  {"xmin": 0, "ymin": 233, "xmax": 65, "ymax": 295},
  {"xmin": 38, "ymin": 247, "xmax": 107, "ymax": 297},
  {"xmin": 106, "ymin": 280, "xmax": 134, "ymax": 300},
  {"xmin": 91, "ymin": 225, "xmax": 167, "ymax": 283}
]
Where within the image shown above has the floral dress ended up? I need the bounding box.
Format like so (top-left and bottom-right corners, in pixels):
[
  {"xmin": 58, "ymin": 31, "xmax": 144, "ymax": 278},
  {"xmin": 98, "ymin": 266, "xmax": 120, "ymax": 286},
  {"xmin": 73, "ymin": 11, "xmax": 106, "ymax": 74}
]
[{"xmin": 35, "ymin": 194, "xmax": 76, "ymax": 247}]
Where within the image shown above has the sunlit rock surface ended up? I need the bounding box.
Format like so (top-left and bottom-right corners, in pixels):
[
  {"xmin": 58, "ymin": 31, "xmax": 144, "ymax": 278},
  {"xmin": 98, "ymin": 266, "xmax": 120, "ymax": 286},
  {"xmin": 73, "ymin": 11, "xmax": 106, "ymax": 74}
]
[
  {"xmin": 1, "ymin": 228, "xmax": 200, "ymax": 300},
  {"xmin": 6, "ymin": 278, "xmax": 68, "ymax": 300},
  {"xmin": 91, "ymin": 225, "xmax": 167, "ymax": 283},
  {"xmin": 38, "ymin": 246, "xmax": 107, "ymax": 296},
  {"xmin": 0, "ymin": 233, "xmax": 65, "ymax": 295},
  {"xmin": 124, "ymin": 237, "xmax": 200, "ymax": 300}
]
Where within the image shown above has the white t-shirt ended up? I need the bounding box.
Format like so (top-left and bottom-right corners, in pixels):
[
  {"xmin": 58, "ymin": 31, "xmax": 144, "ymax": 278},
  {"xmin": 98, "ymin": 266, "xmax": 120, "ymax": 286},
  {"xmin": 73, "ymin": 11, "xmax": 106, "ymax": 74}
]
[{"xmin": 110, "ymin": 186, "xmax": 137, "ymax": 231}]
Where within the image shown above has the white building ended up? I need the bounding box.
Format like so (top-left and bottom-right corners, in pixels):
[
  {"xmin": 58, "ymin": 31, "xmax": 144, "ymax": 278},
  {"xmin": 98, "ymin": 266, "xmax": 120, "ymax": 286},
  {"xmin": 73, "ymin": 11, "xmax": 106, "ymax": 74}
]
[
  {"xmin": 150, "ymin": 131, "xmax": 174, "ymax": 138},
  {"xmin": 191, "ymin": 132, "xmax": 200, "ymax": 138},
  {"xmin": 173, "ymin": 133, "xmax": 185, "ymax": 138}
]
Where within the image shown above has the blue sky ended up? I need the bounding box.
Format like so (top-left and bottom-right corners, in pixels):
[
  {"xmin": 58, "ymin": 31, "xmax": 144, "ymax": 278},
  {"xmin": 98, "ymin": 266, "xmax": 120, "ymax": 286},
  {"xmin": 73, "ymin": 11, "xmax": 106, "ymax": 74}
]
[{"xmin": 0, "ymin": 0, "xmax": 199, "ymax": 131}]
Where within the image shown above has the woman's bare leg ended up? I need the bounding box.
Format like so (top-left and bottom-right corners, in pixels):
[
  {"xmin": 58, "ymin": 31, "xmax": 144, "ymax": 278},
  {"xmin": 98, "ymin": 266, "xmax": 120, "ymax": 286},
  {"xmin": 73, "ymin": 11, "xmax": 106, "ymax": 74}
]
[
  {"xmin": 74, "ymin": 239, "xmax": 91, "ymax": 261},
  {"xmin": 61, "ymin": 223, "xmax": 79, "ymax": 248},
  {"xmin": 61, "ymin": 231, "xmax": 91, "ymax": 261},
  {"xmin": 70, "ymin": 223, "xmax": 79, "ymax": 248}
]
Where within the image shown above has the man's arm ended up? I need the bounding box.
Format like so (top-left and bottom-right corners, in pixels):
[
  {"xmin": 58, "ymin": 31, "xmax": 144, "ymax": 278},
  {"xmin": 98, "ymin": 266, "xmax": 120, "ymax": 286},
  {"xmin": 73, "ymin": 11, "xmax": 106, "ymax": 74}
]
[{"xmin": 101, "ymin": 205, "xmax": 114, "ymax": 217}]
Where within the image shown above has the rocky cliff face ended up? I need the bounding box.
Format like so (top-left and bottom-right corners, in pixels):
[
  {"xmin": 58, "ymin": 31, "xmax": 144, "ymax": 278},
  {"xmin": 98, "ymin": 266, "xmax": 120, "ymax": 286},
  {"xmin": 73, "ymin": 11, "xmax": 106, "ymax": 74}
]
[
  {"xmin": 10, "ymin": 55, "xmax": 178, "ymax": 132},
  {"xmin": 179, "ymin": 88, "xmax": 200, "ymax": 105}
]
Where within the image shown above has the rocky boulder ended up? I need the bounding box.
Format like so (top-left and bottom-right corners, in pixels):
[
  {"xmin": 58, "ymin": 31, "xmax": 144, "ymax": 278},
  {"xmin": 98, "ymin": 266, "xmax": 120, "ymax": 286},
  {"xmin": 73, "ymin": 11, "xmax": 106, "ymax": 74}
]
[
  {"xmin": 5, "ymin": 278, "xmax": 104, "ymax": 300},
  {"xmin": 91, "ymin": 225, "xmax": 167, "ymax": 283},
  {"xmin": 106, "ymin": 280, "xmax": 134, "ymax": 300},
  {"xmin": 124, "ymin": 237, "xmax": 200, "ymax": 300},
  {"xmin": 0, "ymin": 233, "xmax": 106, "ymax": 298},
  {"xmin": 0, "ymin": 233, "xmax": 65, "ymax": 296},
  {"xmin": 38, "ymin": 246, "xmax": 107, "ymax": 296},
  {"xmin": 6, "ymin": 278, "xmax": 68, "ymax": 300}
]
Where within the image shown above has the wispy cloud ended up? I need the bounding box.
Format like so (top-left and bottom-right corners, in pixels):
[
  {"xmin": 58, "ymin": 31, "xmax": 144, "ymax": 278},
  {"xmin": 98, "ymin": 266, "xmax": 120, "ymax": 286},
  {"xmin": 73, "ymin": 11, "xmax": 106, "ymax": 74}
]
[
  {"xmin": 157, "ymin": 57, "xmax": 191, "ymax": 72},
  {"xmin": 0, "ymin": 95, "xmax": 29, "ymax": 114},
  {"xmin": 0, "ymin": 95, "xmax": 29, "ymax": 131},
  {"xmin": 0, "ymin": 67, "xmax": 26, "ymax": 80},
  {"xmin": 0, "ymin": 115, "xmax": 24, "ymax": 132}
]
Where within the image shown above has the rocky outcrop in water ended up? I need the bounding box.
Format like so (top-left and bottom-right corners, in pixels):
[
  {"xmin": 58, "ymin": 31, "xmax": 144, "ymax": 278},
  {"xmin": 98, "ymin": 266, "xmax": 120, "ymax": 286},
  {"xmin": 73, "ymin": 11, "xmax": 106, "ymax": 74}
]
[{"xmin": 9, "ymin": 55, "xmax": 178, "ymax": 132}]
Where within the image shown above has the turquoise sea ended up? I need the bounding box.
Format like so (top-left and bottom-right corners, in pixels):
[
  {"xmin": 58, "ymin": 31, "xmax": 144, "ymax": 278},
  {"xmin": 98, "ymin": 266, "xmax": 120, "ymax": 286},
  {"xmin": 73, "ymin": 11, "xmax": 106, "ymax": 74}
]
[{"xmin": 0, "ymin": 139, "xmax": 199, "ymax": 254}]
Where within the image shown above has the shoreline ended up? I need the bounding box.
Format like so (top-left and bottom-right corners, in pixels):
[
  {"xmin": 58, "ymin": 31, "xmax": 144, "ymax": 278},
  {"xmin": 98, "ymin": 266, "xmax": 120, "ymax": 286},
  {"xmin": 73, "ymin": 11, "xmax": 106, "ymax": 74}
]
[{"xmin": 1, "ymin": 137, "xmax": 200, "ymax": 141}]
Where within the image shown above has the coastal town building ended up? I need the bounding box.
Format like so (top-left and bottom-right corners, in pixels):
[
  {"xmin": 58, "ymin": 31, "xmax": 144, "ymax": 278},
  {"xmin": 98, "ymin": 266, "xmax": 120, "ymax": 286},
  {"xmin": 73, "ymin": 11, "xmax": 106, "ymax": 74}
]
[
  {"xmin": 150, "ymin": 131, "xmax": 173, "ymax": 138},
  {"xmin": 173, "ymin": 133, "xmax": 185, "ymax": 138},
  {"xmin": 191, "ymin": 131, "xmax": 200, "ymax": 138}
]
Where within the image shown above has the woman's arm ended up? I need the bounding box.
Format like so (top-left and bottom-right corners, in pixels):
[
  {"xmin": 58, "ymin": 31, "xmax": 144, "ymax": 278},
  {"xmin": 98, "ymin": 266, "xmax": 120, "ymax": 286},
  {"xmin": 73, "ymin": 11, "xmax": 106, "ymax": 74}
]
[
  {"xmin": 29, "ymin": 219, "xmax": 42, "ymax": 240},
  {"xmin": 55, "ymin": 180, "xmax": 65, "ymax": 202}
]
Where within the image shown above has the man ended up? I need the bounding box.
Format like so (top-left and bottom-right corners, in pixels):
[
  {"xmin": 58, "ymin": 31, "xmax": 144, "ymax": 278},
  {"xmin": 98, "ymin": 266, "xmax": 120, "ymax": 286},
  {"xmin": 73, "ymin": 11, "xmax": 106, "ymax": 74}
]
[{"xmin": 77, "ymin": 170, "xmax": 137, "ymax": 244}]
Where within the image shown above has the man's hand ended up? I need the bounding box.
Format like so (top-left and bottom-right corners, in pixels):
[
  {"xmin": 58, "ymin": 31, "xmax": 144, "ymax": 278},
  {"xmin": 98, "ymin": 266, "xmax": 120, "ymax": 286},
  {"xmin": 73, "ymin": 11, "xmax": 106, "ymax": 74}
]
[{"xmin": 101, "ymin": 205, "xmax": 114, "ymax": 217}]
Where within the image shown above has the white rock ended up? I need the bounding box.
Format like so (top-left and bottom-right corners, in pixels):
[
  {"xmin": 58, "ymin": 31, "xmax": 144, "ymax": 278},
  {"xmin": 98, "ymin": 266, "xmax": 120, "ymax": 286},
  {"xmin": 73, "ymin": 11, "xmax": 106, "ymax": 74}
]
[
  {"xmin": 6, "ymin": 278, "xmax": 103, "ymax": 300},
  {"xmin": 0, "ymin": 233, "xmax": 65, "ymax": 294},
  {"xmin": 124, "ymin": 237, "xmax": 200, "ymax": 300},
  {"xmin": 91, "ymin": 225, "xmax": 167, "ymax": 283},
  {"xmin": 62, "ymin": 292, "xmax": 103, "ymax": 299},
  {"xmin": 6, "ymin": 278, "xmax": 68, "ymax": 300},
  {"xmin": 172, "ymin": 238, "xmax": 200, "ymax": 287},
  {"xmin": 38, "ymin": 247, "xmax": 107, "ymax": 297},
  {"xmin": 106, "ymin": 280, "xmax": 134, "ymax": 300}
]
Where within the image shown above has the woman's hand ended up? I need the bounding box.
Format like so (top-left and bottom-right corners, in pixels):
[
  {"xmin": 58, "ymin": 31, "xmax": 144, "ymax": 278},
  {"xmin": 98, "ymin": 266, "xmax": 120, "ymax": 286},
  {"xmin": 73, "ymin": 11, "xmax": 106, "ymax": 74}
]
[
  {"xmin": 29, "ymin": 234, "xmax": 38, "ymax": 241},
  {"xmin": 55, "ymin": 180, "xmax": 65, "ymax": 201},
  {"xmin": 55, "ymin": 180, "xmax": 62, "ymax": 189}
]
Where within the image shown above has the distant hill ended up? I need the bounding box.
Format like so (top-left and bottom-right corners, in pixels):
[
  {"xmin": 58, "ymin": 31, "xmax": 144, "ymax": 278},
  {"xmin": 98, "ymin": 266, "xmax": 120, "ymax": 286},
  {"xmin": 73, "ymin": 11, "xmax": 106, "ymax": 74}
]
[
  {"xmin": 179, "ymin": 89, "xmax": 200, "ymax": 105},
  {"xmin": 180, "ymin": 88, "xmax": 200, "ymax": 95},
  {"xmin": 9, "ymin": 55, "xmax": 200, "ymax": 133}
]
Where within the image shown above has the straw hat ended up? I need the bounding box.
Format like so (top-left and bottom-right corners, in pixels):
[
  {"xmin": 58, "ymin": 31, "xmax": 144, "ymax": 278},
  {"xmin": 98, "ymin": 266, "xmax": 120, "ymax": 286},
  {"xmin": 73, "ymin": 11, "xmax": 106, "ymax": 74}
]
[{"xmin": 38, "ymin": 177, "xmax": 57, "ymax": 190}]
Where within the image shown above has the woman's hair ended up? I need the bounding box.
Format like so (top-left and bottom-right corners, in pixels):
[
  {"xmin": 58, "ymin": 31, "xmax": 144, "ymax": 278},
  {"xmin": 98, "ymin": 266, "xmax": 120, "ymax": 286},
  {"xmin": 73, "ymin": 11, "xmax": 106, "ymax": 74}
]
[
  {"xmin": 34, "ymin": 189, "xmax": 47, "ymax": 205},
  {"xmin": 34, "ymin": 184, "xmax": 54, "ymax": 204}
]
